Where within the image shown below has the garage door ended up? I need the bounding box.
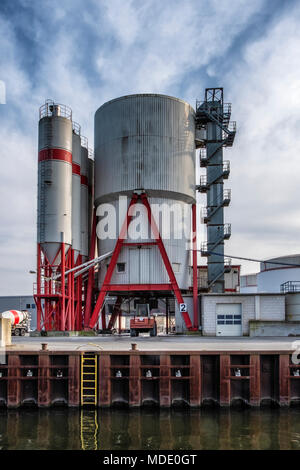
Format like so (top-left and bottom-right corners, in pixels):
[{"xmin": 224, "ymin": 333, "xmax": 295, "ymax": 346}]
[{"xmin": 216, "ymin": 303, "xmax": 242, "ymax": 336}]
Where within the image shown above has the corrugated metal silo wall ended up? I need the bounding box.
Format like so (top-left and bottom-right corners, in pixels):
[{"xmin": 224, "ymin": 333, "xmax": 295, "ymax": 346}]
[
  {"xmin": 80, "ymin": 145, "xmax": 89, "ymax": 260},
  {"xmin": 94, "ymin": 94, "xmax": 196, "ymax": 289},
  {"xmin": 71, "ymin": 131, "xmax": 81, "ymax": 259},
  {"xmin": 38, "ymin": 116, "xmax": 72, "ymax": 263}
]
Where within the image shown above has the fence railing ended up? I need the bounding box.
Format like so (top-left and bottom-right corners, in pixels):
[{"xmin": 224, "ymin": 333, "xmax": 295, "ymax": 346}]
[{"xmin": 280, "ymin": 281, "xmax": 300, "ymax": 293}]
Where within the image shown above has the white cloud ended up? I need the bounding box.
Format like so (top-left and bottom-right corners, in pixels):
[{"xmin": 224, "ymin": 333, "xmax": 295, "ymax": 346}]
[
  {"xmin": 2, "ymin": 0, "xmax": 297, "ymax": 294},
  {"xmin": 224, "ymin": 2, "xmax": 300, "ymax": 273},
  {"xmin": 94, "ymin": 0, "xmax": 264, "ymax": 96}
]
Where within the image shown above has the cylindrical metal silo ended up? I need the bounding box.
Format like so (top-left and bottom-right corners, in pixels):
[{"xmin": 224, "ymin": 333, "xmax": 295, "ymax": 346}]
[
  {"xmin": 88, "ymin": 150, "xmax": 94, "ymax": 252},
  {"xmin": 38, "ymin": 100, "xmax": 72, "ymax": 263},
  {"xmin": 71, "ymin": 122, "xmax": 81, "ymax": 262},
  {"xmin": 94, "ymin": 94, "xmax": 196, "ymax": 289},
  {"xmin": 80, "ymin": 136, "xmax": 89, "ymax": 262}
]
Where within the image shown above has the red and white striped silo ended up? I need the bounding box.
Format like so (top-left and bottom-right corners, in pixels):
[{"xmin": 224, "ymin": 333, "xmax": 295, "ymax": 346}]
[{"xmin": 35, "ymin": 100, "xmax": 73, "ymax": 331}]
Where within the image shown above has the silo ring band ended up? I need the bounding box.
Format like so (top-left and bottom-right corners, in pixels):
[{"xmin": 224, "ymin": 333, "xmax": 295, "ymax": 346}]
[
  {"xmin": 72, "ymin": 163, "xmax": 81, "ymax": 175},
  {"xmin": 38, "ymin": 149, "xmax": 72, "ymax": 164}
]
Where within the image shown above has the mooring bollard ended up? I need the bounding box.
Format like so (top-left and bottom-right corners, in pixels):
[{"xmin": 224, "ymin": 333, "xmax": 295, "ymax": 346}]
[
  {"xmin": 131, "ymin": 343, "xmax": 137, "ymax": 351},
  {"xmin": 41, "ymin": 343, "xmax": 48, "ymax": 351}
]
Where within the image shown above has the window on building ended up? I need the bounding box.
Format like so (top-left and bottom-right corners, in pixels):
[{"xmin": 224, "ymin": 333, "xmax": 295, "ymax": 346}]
[
  {"xmin": 26, "ymin": 304, "xmax": 31, "ymax": 309},
  {"xmin": 31, "ymin": 304, "xmax": 35, "ymax": 309},
  {"xmin": 172, "ymin": 263, "xmax": 181, "ymax": 273},
  {"xmin": 117, "ymin": 263, "xmax": 126, "ymax": 273},
  {"xmin": 217, "ymin": 314, "xmax": 242, "ymax": 325}
]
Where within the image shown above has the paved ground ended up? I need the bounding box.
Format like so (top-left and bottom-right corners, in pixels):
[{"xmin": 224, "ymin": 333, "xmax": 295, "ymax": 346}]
[{"xmin": 5, "ymin": 334, "xmax": 300, "ymax": 352}]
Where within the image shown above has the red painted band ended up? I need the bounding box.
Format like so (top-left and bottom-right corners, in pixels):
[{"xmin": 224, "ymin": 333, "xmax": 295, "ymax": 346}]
[
  {"xmin": 11, "ymin": 310, "xmax": 20, "ymax": 325},
  {"xmin": 72, "ymin": 162, "xmax": 81, "ymax": 175},
  {"xmin": 81, "ymin": 175, "xmax": 88, "ymax": 186},
  {"xmin": 38, "ymin": 148, "xmax": 72, "ymax": 164}
]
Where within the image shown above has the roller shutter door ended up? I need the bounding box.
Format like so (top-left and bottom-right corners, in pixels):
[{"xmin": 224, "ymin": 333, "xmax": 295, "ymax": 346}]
[{"xmin": 216, "ymin": 303, "xmax": 242, "ymax": 336}]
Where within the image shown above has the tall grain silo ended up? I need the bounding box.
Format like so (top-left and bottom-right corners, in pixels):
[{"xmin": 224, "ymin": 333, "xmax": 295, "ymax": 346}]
[
  {"xmin": 90, "ymin": 94, "xmax": 196, "ymax": 330},
  {"xmin": 88, "ymin": 150, "xmax": 94, "ymax": 252},
  {"xmin": 71, "ymin": 122, "xmax": 81, "ymax": 263},
  {"xmin": 80, "ymin": 136, "xmax": 89, "ymax": 262},
  {"xmin": 38, "ymin": 100, "xmax": 73, "ymax": 262},
  {"xmin": 36, "ymin": 100, "xmax": 73, "ymax": 331}
]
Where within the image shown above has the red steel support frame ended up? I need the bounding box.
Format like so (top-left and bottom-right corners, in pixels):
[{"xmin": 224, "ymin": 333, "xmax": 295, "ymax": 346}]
[
  {"xmin": 89, "ymin": 194, "xmax": 138, "ymax": 330},
  {"xmin": 89, "ymin": 192, "xmax": 193, "ymax": 330},
  {"xmin": 36, "ymin": 244, "xmax": 41, "ymax": 331},
  {"xmin": 74, "ymin": 254, "xmax": 83, "ymax": 331},
  {"xmin": 107, "ymin": 295, "xmax": 123, "ymax": 331},
  {"xmin": 34, "ymin": 243, "xmax": 76, "ymax": 332},
  {"xmin": 60, "ymin": 242, "xmax": 66, "ymax": 330},
  {"xmin": 84, "ymin": 210, "xmax": 97, "ymax": 328}
]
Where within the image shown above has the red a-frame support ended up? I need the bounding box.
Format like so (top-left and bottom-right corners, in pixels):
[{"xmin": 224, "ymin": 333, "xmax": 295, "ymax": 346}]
[
  {"xmin": 34, "ymin": 242, "xmax": 76, "ymax": 331},
  {"xmin": 88, "ymin": 192, "xmax": 193, "ymax": 330}
]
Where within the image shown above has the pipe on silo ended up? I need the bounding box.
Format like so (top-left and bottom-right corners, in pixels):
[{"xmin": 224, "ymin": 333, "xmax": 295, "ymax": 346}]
[
  {"xmin": 80, "ymin": 136, "xmax": 89, "ymax": 262},
  {"xmin": 88, "ymin": 150, "xmax": 94, "ymax": 254},
  {"xmin": 71, "ymin": 122, "xmax": 82, "ymax": 262}
]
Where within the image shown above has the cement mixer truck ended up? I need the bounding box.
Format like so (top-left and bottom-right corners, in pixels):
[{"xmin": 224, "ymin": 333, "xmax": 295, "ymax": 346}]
[{"xmin": 0, "ymin": 310, "xmax": 31, "ymax": 336}]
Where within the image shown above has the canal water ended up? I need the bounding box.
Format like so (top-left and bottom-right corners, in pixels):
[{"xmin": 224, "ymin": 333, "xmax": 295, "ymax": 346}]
[{"xmin": 0, "ymin": 408, "xmax": 300, "ymax": 450}]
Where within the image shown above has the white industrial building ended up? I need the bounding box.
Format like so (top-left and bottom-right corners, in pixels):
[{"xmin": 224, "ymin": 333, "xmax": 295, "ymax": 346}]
[
  {"xmin": 197, "ymin": 265, "xmax": 240, "ymax": 293},
  {"xmin": 240, "ymin": 254, "xmax": 300, "ymax": 294},
  {"xmin": 175, "ymin": 292, "xmax": 286, "ymax": 336},
  {"xmin": 240, "ymin": 273, "xmax": 258, "ymax": 293},
  {"xmin": 200, "ymin": 293, "xmax": 285, "ymax": 336}
]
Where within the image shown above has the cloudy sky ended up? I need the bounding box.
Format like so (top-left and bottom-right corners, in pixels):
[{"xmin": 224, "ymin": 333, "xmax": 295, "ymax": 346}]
[{"xmin": 0, "ymin": 0, "xmax": 300, "ymax": 295}]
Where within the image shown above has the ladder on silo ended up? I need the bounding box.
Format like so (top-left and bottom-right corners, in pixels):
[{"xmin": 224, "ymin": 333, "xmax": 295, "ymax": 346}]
[{"xmin": 81, "ymin": 353, "xmax": 98, "ymax": 406}]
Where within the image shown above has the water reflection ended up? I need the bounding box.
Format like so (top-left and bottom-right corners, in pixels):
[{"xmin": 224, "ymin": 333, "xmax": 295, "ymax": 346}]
[
  {"xmin": 0, "ymin": 408, "xmax": 300, "ymax": 450},
  {"xmin": 80, "ymin": 410, "xmax": 99, "ymax": 450}
]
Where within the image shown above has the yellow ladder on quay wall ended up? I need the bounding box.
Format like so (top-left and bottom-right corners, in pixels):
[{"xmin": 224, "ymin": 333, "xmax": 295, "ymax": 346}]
[{"xmin": 81, "ymin": 353, "xmax": 98, "ymax": 406}]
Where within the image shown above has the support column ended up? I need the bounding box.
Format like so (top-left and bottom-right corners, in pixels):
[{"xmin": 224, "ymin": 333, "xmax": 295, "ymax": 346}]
[
  {"xmin": 220, "ymin": 354, "xmax": 230, "ymax": 406},
  {"xmin": 279, "ymin": 354, "xmax": 290, "ymax": 406},
  {"xmin": 68, "ymin": 355, "xmax": 80, "ymax": 406},
  {"xmin": 254, "ymin": 296, "xmax": 261, "ymax": 320},
  {"xmin": 38, "ymin": 354, "xmax": 51, "ymax": 407},
  {"xmin": 192, "ymin": 203, "xmax": 199, "ymax": 329},
  {"xmin": 166, "ymin": 297, "xmax": 169, "ymax": 335},
  {"xmin": 190, "ymin": 355, "xmax": 201, "ymax": 407},
  {"xmin": 61, "ymin": 242, "xmax": 66, "ymax": 331},
  {"xmin": 160, "ymin": 355, "xmax": 171, "ymax": 407},
  {"xmin": 84, "ymin": 211, "xmax": 96, "ymax": 328},
  {"xmin": 250, "ymin": 354, "xmax": 260, "ymax": 406},
  {"xmin": 36, "ymin": 244, "xmax": 41, "ymax": 331},
  {"xmin": 129, "ymin": 355, "xmax": 141, "ymax": 407},
  {"xmin": 7, "ymin": 355, "xmax": 21, "ymax": 408},
  {"xmin": 98, "ymin": 355, "xmax": 111, "ymax": 406}
]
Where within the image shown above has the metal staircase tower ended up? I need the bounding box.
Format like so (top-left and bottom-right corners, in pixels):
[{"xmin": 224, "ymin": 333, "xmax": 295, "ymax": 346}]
[{"xmin": 195, "ymin": 88, "xmax": 236, "ymax": 292}]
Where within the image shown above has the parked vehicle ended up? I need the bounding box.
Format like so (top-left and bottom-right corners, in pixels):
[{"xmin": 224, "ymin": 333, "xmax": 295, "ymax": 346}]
[
  {"xmin": 0, "ymin": 310, "xmax": 31, "ymax": 336},
  {"xmin": 130, "ymin": 304, "xmax": 157, "ymax": 337}
]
